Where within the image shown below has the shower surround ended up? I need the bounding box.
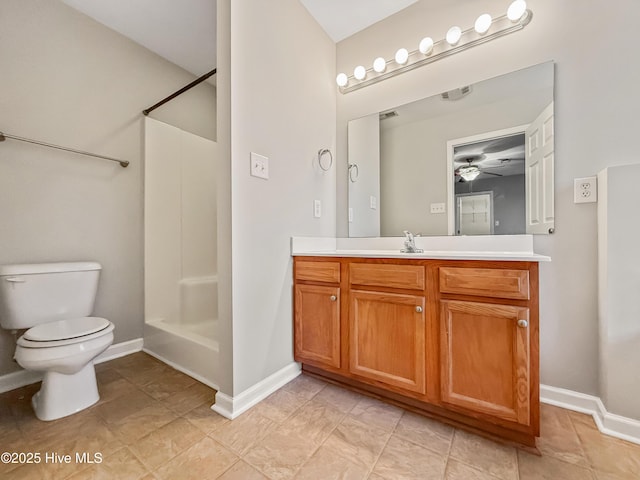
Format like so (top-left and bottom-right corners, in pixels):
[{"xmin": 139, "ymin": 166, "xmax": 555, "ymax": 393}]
[{"xmin": 143, "ymin": 117, "xmax": 220, "ymax": 388}]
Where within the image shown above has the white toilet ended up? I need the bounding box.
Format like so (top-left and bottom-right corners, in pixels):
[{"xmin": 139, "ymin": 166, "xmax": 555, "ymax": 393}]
[{"xmin": 0, "ymin": 262, "xmax": 114, "ymax": 421}]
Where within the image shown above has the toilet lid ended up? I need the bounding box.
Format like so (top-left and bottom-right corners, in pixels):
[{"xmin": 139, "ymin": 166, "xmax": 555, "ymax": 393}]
[{"xmin": 24, "ymin": 317, "xmax": 110, "ymax": 342}]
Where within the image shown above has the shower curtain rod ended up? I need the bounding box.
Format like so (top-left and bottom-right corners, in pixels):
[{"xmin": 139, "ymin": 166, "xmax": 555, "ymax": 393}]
[
  {"xmin": 0, "ymin": 131, "xmax": 129, "ymax": 168},
  {"xmin": 142, "ymin": 68, "xmax": 217, "ymax": 116}
]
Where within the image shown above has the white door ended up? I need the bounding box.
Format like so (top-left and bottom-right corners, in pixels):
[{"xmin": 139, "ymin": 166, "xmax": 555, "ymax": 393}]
[
  {"xmin": 525, "ymin": 102, "xmax": 554, "ymax": 234},
  {"xmin": 456, "ymin": 192, "xmax": 493, "ymax": 235}
]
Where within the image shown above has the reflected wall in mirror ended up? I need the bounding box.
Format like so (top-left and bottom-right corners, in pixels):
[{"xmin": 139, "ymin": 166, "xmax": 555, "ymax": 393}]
[{"xmin": 347, "ymin": 62, "xmax": 555, "ymax": 237}]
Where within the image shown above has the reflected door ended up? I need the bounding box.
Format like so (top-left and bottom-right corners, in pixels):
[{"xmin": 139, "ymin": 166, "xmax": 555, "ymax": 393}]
[
  {"xmin": 456, "ymin": 192, "xmax": 493, "ymax": 235},
  {"xmin": 525, "ymin": 102, "xmax": 554, "ymax": 234}
]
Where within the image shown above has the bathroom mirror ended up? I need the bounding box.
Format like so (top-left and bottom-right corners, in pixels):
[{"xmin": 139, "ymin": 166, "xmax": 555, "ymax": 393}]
[{"xmin": 348, "ymin": 62, "xmax": 554, "ymax": 237}]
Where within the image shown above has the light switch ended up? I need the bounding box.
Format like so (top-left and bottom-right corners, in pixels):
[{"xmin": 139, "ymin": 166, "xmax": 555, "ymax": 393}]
[
  {"xmin": 369, "ymin": 196, "xmax": 377, "ymax": 210},
  {"xmin": 348, "ymin": 208, "xmax": 353, "ymax": 223},
  {"xmin": 313, "ymin": 200, "xmax": 322, "ymax": 218},
  {"xmin": 250, "ymin": 152, "xmax": 269, "ymax": 179}
]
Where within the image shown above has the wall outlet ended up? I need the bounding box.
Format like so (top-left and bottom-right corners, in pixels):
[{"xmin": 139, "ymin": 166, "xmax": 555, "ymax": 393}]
[
  {"xmin": 250, "ymin": 152, "xmax": 269, "ymax": 179},
  {"xmin": 348, "ymin": 208, "xmax": 353, "ymax": 223},
  {"xmin": 369, "ymin": 196, "xmax": 377, "ymax": 210},
  {"xmin": 574, "ymin": 176, "xmax": 597, "ymax": 203},
  {"xmin": 313, "ymin": 199, "xmax": 321, "ymax": 218},
  {"xmin": 430, "ymin": 203, "xmax": 446, "ymax": 214}
]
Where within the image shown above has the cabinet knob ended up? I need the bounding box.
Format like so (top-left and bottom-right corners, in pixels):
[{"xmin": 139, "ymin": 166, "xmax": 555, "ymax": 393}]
[
  {"xmin": 415, "ymin": 306, "xmax": 423, "ymax": 313},
  {"xmin": 517, "ymin": 319, "xmax": 528, "ymax": 328},
  {"xmin": 330, "ymin": 295, "xmax": 337, "ymax": 302}
]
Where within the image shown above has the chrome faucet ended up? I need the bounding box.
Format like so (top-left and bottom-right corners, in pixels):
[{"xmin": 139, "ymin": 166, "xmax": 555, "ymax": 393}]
[{"xmin": 401, "ymin": 230, "xmax": 423, "ymax": 253}]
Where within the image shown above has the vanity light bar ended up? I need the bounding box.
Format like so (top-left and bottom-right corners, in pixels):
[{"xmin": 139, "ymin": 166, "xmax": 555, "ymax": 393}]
[{"xmin": 337, "ymin": 1, "xmax": 532, "ymax": 94}]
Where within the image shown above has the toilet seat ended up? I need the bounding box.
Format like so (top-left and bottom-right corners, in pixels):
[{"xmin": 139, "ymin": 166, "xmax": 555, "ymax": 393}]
[{"xmin": 17, "ymin": 317, "xmax": 113, "ymax": 348}]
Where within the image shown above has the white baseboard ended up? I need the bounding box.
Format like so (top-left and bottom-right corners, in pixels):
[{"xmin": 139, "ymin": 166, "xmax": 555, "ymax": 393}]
[
  {"xmin": 95, "ymin": 338, "xmax": 143, "ymax": 364},
  {"xmin": 211, "ymin": 391, "xmax": 234, "ymax": 418},
  {"xmin": 211, "ymin": 362, "xmax": 301, "ymax": 419},
  {"xmin": 541, "ymin": 384, "xmax": 640, "ymax": 445},
  {"xmin": 0, "ymin": 338, "xmax": 143, "ymax": 394},
  {"xmin": 0, "ymin": 369, "xmax": 43, "ymax": 394}
]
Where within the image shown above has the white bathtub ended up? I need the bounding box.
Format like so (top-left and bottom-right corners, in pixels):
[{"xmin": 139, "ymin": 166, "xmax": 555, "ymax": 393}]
[{"xmin": 144, "ymin": 275, "xmax": 219, "ymax": 389}]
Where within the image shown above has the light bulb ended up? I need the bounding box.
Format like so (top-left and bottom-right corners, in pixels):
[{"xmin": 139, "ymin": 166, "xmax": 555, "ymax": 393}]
[
  {"xmin": 446, "ymin": 26, "xmax": 462, "ymax": 45},
  {"xmin": 474, "ymin": 14, "xmax": 492, "ymax": 34},
  {"xmin": 373, "ymin": 57, "xmax": 386, "ymax": 73},
  {"xmin": 395, "ymin": 48, "xmax": 409, "ymax": 65},
  {"xmin": 507, "ymin": 0, "xmax": 527, "ymax": 22},
  {"xmin": 353, "ymin": 65, "xmax": 366, "ymax": 80},
  {"xmin": 336, "ymin": 73, "xmax": 348, "ymax": 87},
  {"xmin": 419, "ymin": 37, "xmax": 434, "ymax": 55}
]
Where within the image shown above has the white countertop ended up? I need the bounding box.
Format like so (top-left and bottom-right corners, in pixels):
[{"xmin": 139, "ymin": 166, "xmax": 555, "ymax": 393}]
[{"xmin": 291, "ymin": 236, "xmax": 551, "ymax": 262}]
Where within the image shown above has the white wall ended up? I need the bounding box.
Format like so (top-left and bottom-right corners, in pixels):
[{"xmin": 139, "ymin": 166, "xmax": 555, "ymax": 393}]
[
  {"xmin": 336, "ymin": 0, "xmax": 640, "ymax": 400},
  {"xmin": 598, "ymin": 164, "xmax": 640, "ymax": 419},
  {"xmin": 215, "ymin": 0, "xmax": 233, "ymax": 395},
  {"xmin": 0, "ymin": 0, "xmax": 216, "ymax": 375},
  {"xmin": 228, "ymin": 0, "xmax": 336, "ymax": 395}
]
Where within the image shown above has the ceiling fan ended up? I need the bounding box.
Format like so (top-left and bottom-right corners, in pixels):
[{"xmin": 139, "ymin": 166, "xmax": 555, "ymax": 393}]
[{"xmin": 455, "ymin": 156, "xmax": 504, "ymax": 182}]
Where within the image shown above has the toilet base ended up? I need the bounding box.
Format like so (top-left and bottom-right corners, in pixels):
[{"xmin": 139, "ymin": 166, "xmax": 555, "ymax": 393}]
[{"xmin": 32, "ymin": 362, "xmax": 100, "ymax": 421}]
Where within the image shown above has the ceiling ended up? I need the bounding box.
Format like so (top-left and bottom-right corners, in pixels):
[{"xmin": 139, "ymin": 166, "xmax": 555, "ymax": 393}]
[
  {"xmin": 299, "ymin": 0, "xmax": 418, "ymax": 42},
  {"xmin": 61, "ymin": 0, "xmax": 417, "ymax": 77}
]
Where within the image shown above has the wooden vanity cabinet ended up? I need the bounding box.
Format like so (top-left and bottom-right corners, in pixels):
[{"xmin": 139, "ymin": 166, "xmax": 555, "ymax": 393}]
[
  {"xmin": 293, "ymin": 260, "xmax": 341, "ymax": 369},
  {"xmin": 438, "ymin": 265, "xmax": 537, "ymax": 431},
  {"xmin": 293, "ymin": 256, "xmax": 540, "ymax": 447}
]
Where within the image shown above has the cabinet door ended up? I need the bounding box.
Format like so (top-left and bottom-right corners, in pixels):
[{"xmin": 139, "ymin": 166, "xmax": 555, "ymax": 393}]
[
  {"xmin": 350, "ymin": 290, "xmax": 426, "ymax": 394},
  {"xmin": 440, "ymin": 300, "xmax": 530, "ymax": 425},
  {"xmin": 294, "ymin": 284, "xmax": 340, "ymax": 368}
]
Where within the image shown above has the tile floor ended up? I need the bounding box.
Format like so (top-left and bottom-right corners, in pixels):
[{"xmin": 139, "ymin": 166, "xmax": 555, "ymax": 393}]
[{"xmin": 1, "ymin": 352, "xmax": 639, "ymax": 479}]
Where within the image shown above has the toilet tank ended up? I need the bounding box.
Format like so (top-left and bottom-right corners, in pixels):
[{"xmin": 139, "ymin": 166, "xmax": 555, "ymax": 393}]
[{"xmin": 0, "ymin": 262, "xmax": 101, "ymax": 330}]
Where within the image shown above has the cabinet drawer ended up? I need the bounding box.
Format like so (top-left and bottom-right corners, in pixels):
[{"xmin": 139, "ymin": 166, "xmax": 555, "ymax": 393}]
[
  {"xmin": 350, "ymin": 263, "xmax": 425, "ymax": 291},
  {"xmin": 296, "ymin": 261, "xmax": 340, "ymax": 283},
  {"xmin": 439, "ymin": 267, "xmax": 529, "ymax": 300}
]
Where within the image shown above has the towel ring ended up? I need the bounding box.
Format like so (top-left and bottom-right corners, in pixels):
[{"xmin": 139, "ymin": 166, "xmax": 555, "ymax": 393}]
[
  {"xmin": 318, "ymin": 149, "xmax": 333, "ymax": 171},
  {"xmin": 348, "ymin": 163, "xmax": 359, "ymax": 182}
]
